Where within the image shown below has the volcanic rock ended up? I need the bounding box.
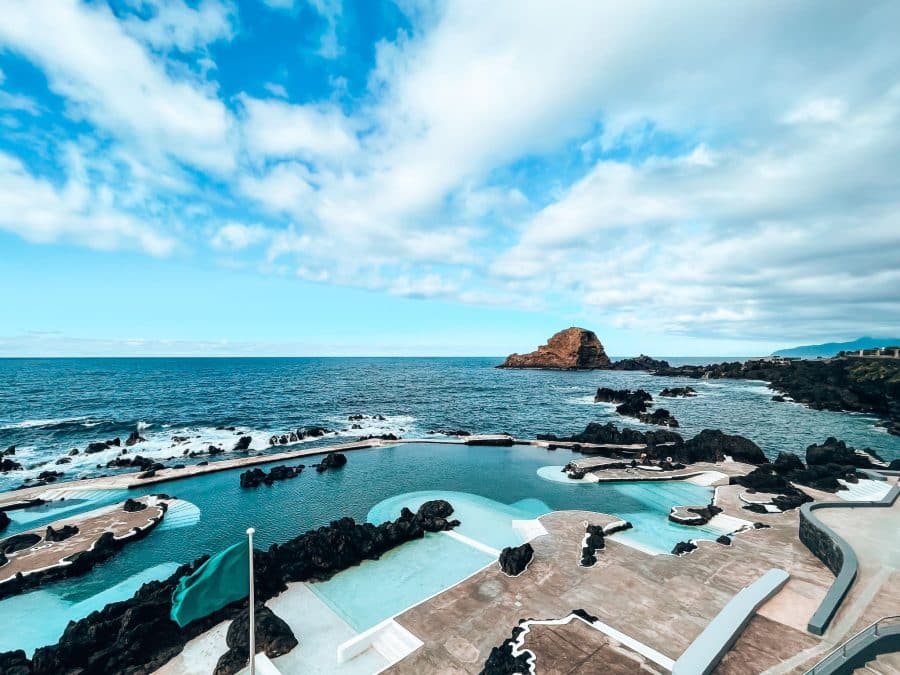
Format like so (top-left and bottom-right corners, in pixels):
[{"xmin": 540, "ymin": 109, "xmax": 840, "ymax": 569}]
[
  {"xmin": 0, "ymin": 458, "xmax": 22, "ymax": 472},
  {"xmin": 315, "ymin": 453, "xmax": 347, "ymax": 473},
  {"xmin": 682, "ymin": 429, "xmax": 767, "ymax": 465},
  {"xmin": 214, "ymin": 605, "xmax": 298, "ymax": 675},
  {"xmin": 125, "ymin": 430, "xmax": 145, "ymax": 447},
  {"xmin": 671, "ymin": 540, "xmax": 697, "ymax": 556},
  {"xmin": 498, "ymin": 327, "xmax": 612, "ymax": 369},
  {"xmin": 123, "ymin": 498, "xmax": 148, "ymax": 512},
  {"xmin": 660, "ymin": 386, "xmax": 697, "ymax": 397},
  {"xmin": 0, "ymin": 511, "xmax": 9, "ymax": 533},
  {"xmin": 638, "ymin": 408, "xmax": 679, "ymax": 427},
  {"xmin": 610, "ymin": 354, "xmax": 671, "ymax": 371},
  {"xmin": 44, "ymin": 525, "xmax": 79, "ymax": 542},
  {"xmin": 716, "ymin": 535, "xmax": 732, "ymax": 546},
  {"xmin": 580, "ymin": 524, "xmax": 605, "ymax": 567},
  {"xmin": 233, "ymin": 436, "xmax": 252, "ymax": 451},
  {"xmin": 805, "ymin": 437, "xmax": 883, "ymax": 468},
  {"xmin": 498, "ymin": 542, "xmax": 534, "ymax": 576}
]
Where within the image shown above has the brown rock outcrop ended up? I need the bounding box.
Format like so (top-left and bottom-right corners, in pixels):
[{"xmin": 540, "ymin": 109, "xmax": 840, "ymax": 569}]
[{"xmin": 498, "ymin": 327, "xmax": 611, "ymax": 369}]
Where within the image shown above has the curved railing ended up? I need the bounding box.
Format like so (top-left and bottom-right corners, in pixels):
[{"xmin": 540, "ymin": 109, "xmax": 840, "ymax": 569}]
[
  {"xmin": 799, "ymin": 484, "xmax": 899, "ymax": 635},
  {"xmin": 806, "ymin": 615, "xmax": 900, "ymax": 674}
]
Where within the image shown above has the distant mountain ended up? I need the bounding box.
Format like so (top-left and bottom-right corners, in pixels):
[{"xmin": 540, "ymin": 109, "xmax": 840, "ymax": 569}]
[{"xmin": 772, "ymin": 337, "xmax": 900, "ymax": 359}]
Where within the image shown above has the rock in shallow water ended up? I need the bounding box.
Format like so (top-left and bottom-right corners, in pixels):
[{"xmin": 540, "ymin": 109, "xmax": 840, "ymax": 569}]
[{"xmin": 498, "ymin": 327, "xmax": 612, "ymax": 369}]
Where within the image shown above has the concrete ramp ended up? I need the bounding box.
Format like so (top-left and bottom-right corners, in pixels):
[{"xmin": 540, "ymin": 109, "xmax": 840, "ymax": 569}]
[{"xmin": 672, "ymin": 569, "xmax": 790, "ymax": 675}]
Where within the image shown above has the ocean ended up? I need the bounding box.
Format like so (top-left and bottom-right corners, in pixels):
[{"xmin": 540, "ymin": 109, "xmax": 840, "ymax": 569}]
[{"xmin": 1, "ymin": 356, "xmax": 897, "ymax": 491}]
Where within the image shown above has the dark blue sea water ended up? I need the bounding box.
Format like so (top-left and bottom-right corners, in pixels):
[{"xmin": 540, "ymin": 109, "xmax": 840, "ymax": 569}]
[{"xmin": 1, "ymin": 357, "xmax": 897, "ymax": 492}]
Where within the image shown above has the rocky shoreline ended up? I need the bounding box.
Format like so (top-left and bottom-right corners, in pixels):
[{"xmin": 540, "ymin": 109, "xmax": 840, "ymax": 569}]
[
  {"xmin": 654, "ymin": 356, "xmax": 900, "ymax": 435},
  {"xmin": 0, "ymin": 499, "xmax": 460, "ymax": 675}
]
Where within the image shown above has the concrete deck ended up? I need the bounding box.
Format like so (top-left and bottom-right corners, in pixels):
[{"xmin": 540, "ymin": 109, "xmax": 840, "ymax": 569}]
[
  {"xmin": 386, "ymin": 485, "xmax": 834, "ymax": 674},
  {"xmin": 0, "ymin": 496, "xmax": 167, "ymax": 585}
]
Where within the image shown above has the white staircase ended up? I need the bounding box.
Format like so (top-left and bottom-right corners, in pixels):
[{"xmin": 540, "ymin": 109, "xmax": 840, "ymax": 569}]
[{"xmin": 837, "ymin": 479, "xmax": 892, "ymax": 502}]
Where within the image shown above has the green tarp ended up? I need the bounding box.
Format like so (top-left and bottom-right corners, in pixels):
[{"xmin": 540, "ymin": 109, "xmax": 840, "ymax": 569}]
[{"xmin": 170, "ymin": 540, "xmax": 249, "ymax": 627}]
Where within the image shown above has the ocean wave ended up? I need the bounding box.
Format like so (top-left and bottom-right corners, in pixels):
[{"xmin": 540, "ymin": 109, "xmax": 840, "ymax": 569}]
[{"xmin": 0, "ymin": 416, "xmax": 94, "ymax": 430}]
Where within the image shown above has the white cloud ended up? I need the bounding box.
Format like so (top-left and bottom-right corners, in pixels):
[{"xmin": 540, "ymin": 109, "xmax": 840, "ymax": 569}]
[
  {"xmin": 0, "ymin": 0, "xmax": 235, "ymax": 173},
  {"xmin": 210, "ymin": 222, "xmax": 269, "ymax": 250},
  {"xmin": 0, "ymin": 151, "xmax": 175, "ymax": 256},
  {"xmin": 0, "ymin": 90, "xmax": 40, "ymax": 115},
  {"xmin": 306, "ymin": 0, "xmax": 343, "ymax": 59},
  {"xmin": 239, "ymin": 94, "xmax": 358, "ymax": 162},
  {"xmin": 122, "ymin": 0, "xmax": 237, "ymax": 52},
  {"xmin": 263, "ymin": 82, "xmax": 289, "ymax": 99}
]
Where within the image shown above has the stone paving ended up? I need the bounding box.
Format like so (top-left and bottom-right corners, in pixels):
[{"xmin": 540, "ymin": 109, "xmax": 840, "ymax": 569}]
[{"xmin": 388, "ymin": 485, "xmax": 835, "ymax": 674}]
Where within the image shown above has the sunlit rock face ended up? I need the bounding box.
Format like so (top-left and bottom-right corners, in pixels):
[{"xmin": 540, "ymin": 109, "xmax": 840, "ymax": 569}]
[{"xmin": 499, "ymin": 327, "xmax": 612, "ymax": 369}]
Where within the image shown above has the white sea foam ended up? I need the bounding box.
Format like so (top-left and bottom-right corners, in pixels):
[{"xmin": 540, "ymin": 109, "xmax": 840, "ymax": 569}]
[{"xmin": 0, "ymin": 416, "xmax": 92, "ymax": 430}]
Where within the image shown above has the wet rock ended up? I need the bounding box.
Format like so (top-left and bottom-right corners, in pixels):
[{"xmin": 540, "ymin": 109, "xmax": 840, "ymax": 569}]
[
  {"xmin": 233, "ymin": 436, "xmax": 252, "ymax": 452},
  {"xmin": 431, "ymin": 429, "xmax": 471, "ymax": 436},
  {"xmin": 0, "ymin": 458, "xmax": 23, "ymax": 472},
  {"xmin": 85, "ymin": 442, "xmax": 109, "ymax": 454},
  {"xmin": 357, "ymin": 433, "xmax": 401, "ymax": 442},
  {"xmin": 315, "ymin": 453, "xmax": 347, "ymax": 473},
  {"xmin": 0, "ymin": 511, "xmax": 9, "ymax": 533},
  {"xmin": 36, "ymin": 470, "xmax": 64, "ymax": 482},
  {"xmin": 208, "ymin": 445, "xmax": 224, "ymax": 455},
  {"xmin": 68, "ymin": 448, "xmax": 79, "ymax": 456},
  {"xmin": 214, "ymin": 605, "xmax": 298, "ymax": 675},
  {"xmin": 716, "ymin": 535, "xmax": 732, "ymax": 546},
  {"xmin": 125, "ymin": 430, "xmax": 145, "ymax": 447},
  {"xmin": 498, "ymin": 543, "xmax": 534, "ymax": 576},
  {"xmin": 659, "ymin": 387, "xmax": 697, "ymax": 397},
  {"xmin": 638, "ymin": 408, "xmax": 679, "ymax": 427},
  {"xmin": 45, "ymin": 525, "xmax": 79, "ymax": 542},
  {"xmin": 771, "ymin": 395, "xmax": 786, "ymax": 402},
  {"xmin": 671, "ymin": 540, "xmax": 697, "ymax": 556},
  {"xmin": 1, "ymin": 446, "xmax": 14, "ymax": 456},
  {"xmin": 137, "ymin": 469, "xmax": 157, "ymax": 479}
]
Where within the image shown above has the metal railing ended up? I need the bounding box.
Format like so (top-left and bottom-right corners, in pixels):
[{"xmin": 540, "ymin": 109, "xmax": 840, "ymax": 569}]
[{"xmin": 806, "ymin": 615, "xmax": 900, "ymax": 674}]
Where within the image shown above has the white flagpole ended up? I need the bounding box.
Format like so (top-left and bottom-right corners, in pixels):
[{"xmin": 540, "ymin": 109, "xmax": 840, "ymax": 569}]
[{"xmin": 247, "ymin": 527, "xmax": 256, "ymax": 675}]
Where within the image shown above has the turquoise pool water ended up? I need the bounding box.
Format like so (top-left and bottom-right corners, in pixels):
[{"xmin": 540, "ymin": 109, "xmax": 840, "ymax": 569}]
[
  {"xmin": 0, "ymin": 562, "xmax": 180, "ymax": 657},
  {"xmin": 1, "ymin": 442, "xmax": 744, "ymax": 651},
  {"xmin": 308, "ymin": 532, "xmax": 494, "ymax": 631},
  {"xmin": 367, "ymin": 490, "xmax": 550, "ymax": 551}
]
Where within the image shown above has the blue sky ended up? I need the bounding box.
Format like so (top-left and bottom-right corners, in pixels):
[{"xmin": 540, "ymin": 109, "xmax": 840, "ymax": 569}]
[{"xmin": 1, "ymin": 1, "xmax": 898, "ymax": 357}]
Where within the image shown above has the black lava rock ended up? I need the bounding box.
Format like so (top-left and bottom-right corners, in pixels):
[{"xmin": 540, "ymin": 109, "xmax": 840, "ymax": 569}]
[
  {"xmin": 671, "ymin": 540, "xmax": 697, "ymax": 556},
  {"xmin": 580, "ymin": 525, "xmax": 605, "ymax": 567},
  {"xmin": 499, "ymin": 542, "xmax": 534, "ymax": 576},
  {"xmin": 44, "ymin": 525, "xmax": 78, "ymax": 542},
  {"xmin": 315, "ymin": 453, "xmax": 347, "ymax": 473},
  {"xmin": 214, "ymin": 604, "xmax": 298, "ymax": 675},
  {"xmin": 123, "ymin": 498, "xmax": 148, "ymax": 512},
  {"xmin": 716, "ymin": 535, "xmax": 732, "ymax": 546},
  {"xmin": 233, "ymin": 436, "xmax": 252, "ymax": 451}
]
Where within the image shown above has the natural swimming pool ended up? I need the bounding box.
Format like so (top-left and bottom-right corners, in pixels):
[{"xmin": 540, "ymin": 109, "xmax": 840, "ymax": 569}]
[{"xmin": 0, "ymin": 442, "xmax": 738, "ymax": 653}]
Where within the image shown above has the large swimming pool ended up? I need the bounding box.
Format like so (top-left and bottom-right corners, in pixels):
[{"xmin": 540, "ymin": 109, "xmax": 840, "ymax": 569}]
[{"xmin": 0, "ymin": 442, "xmax": 738, "ymax": 653}]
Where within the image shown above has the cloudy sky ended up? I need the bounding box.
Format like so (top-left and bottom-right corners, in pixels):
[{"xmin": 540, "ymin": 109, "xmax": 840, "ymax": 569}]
[{"xmin": 1, "ymin": 0, "xmax": 898, "ymax": 357}]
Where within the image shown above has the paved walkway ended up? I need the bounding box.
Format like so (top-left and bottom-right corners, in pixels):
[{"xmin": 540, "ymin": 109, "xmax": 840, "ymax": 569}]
[{"xmin": 387, "ymin": 487, "xmax": 832, "ymax": 674}]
